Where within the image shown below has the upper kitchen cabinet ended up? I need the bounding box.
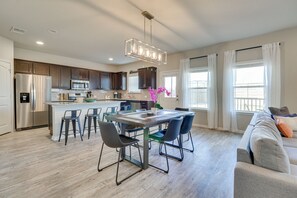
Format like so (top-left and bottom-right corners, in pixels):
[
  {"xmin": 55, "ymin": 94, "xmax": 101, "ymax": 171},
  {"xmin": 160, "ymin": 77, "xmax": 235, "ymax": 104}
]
[
  {"xmin": 100, "ymin": 72, "xmax": 112, "ymax": 90},
  {"xmin": 112, "ymin": 72, "xmax": 127, "ymax": 90},
  {"xmin": 60, "ymin": 66, "xmax": 71, "ymax": 89},
  {"xmin": 138, "ymin": 67, "xmax": 157, "ymax": 89},
  {"xmin": 14, "ymin": 59, "xmax": 33, "ymax": 74},
  {"xmin": 89, "ymin": 70, "xmax": 100, "ymax": 90},
  {"xmin": 49, "ymin": 65, "xmax": 61, "ymax": 88},
  {"xmin": 14, "ymin": 59, "xmax": 50, "ymax": 75},
  {"xmin": 49, "ymin": 65, "xmax": 71, "ymax": 89},
  {"xmin": 32, "ymin": 62, "xmax": 50, "ymax": 75},
  {"xmin": 71, "ymin": 68, "xmax": 89, "ymax": 80}
]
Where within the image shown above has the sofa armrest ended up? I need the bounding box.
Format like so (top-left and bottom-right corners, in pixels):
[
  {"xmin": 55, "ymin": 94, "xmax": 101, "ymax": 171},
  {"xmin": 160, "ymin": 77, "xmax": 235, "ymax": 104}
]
[{"xmin": 234, "ymin": 162, "xmax": 297, "ymax": 198}]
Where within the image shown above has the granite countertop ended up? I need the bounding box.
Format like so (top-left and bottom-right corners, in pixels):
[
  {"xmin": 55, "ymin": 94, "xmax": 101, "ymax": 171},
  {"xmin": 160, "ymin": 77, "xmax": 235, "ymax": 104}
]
[
  {"xmin": 47, "ymin": 100, "xmax": 123, "ymax": 106},
  {"xmin": 99, "ymin": 98, "xmax": 153, "ymax": 102}
]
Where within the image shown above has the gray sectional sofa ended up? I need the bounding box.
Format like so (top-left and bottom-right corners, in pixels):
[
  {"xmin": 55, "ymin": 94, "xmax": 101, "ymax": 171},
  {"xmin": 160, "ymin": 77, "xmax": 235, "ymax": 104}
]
[{"xmin": 234, "ymin": 112, "xmax": 297, "ymax": 198}]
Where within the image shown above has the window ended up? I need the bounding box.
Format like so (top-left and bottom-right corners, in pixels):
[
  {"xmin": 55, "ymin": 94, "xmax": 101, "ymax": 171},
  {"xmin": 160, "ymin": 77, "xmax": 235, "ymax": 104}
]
[
  {"xmin": 189, "ymin": 70, "xmax": 208, "ymax": 109},
  {"xmin": 233, "ymin": 63, "xmax": 264, "ymax": 112},
  {"xmin": 128, "ymin": 74, "xmax": 141, "ymax": 93},
  {"xmin": 164, "ymin": 76, "xmax": 177, "ymax": 98}
]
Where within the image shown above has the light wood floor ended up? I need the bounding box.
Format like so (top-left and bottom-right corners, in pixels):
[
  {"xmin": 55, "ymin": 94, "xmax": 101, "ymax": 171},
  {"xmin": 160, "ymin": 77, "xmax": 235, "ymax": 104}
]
[{"xmin": 0, "ymin": 126, "xmax": 242, "ymax": 198}]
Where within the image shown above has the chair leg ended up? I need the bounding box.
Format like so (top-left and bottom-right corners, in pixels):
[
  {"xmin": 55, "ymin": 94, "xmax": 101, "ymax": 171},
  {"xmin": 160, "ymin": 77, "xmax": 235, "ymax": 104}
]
[
  {"xmin": 83, "ymin": 116, "xmax": 87, "ymax": 136},
  {"xmin": 97, "ymin": 143, "xmax": 104, "ymax": 171},
  {"xmin": 77, "ymin": 119, "xmax": 83, "ymax": 141},
  {"xmin": 59, "ymin": 119, "xmax": 64, "ymax": 142},
  {"xmin": 149, "ymin": 142, "xmax": 169, "ymax": 173},
  {"xmin": 188, "ymin": 131, "xmax": 194, "ymax": 152},
  {"xmin": 116, "ymin": 148, "xmax": 122, "ymax": 185},
  {"xmin": 93, "ymin": 117, "xmax": 97, "ymax": 133},
  {"xmin": 88, "ymin": 116, "xmax": 92, "ymax": 139},
  {"xmin": 72, "ymin": 120, "xmax": 76, "ymax": 138},
  {"xmin": 65, "ymin": 120, "xmax": 69, "ymax": 145},
  {"xmin": 136, "ymin": 143, "xmax": 143, "ymax": 168}
]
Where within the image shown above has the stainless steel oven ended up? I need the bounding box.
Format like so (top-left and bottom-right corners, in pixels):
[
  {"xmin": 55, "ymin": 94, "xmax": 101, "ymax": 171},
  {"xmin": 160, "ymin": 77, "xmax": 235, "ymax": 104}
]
[{"xmin": 70, "ymin": 80, "xmax": 90, "ymax": 90}]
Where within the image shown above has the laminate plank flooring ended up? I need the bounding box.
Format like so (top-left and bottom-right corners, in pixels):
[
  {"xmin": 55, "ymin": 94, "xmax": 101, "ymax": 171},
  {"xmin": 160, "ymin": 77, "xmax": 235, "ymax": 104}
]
[{"xmin": 0, "ymin": 127, "xmax": 242, "ymax": 198}]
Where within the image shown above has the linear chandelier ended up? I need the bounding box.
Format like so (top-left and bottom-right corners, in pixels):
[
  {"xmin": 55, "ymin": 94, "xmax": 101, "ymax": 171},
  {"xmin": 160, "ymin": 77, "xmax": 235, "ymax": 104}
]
[{"xmin": 125, "ymin": 11, "xmax": 167, "ymax": 65}]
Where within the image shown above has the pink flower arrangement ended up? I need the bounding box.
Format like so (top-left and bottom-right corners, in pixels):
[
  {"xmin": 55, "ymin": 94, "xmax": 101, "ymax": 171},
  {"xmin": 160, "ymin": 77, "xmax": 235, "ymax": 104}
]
[{"xmin": 148, "ymin": 87, "xmax": 171, "ymax": 103}]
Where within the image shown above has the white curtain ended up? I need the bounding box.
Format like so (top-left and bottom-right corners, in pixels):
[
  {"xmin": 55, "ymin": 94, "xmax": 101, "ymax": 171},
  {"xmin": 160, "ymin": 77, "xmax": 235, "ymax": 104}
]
[
  {"xmin": 179, "ymin": 58, "xmax": 190, "ymax": 108},
  {"xmin": 207, "ymin": 54, "xmax": 218, "ymax": 129},
  {"xmin": 262, "ymin": 42, "xmax": 281, "ymax": 108},
  {"xmin": 222, "ymin": 50, "xmax": 238, "ymax": 132}
]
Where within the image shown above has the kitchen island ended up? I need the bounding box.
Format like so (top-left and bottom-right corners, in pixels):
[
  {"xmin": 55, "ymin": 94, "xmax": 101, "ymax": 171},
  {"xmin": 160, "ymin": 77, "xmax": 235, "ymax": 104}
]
[{"xmin": 48, "ymin": 100, "xmax": 123, "ymax": 141}]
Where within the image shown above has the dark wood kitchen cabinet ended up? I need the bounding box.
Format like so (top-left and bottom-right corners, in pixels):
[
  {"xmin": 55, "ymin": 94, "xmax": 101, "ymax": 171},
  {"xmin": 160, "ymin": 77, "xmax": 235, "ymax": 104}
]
[
  {"xmin": 32, "ymin": 62, "xmax": 50, "ymax": 75},
  {"xmin": 112, "ymin": 72, "xmax": 127, "ymax": 90},
  {"xmin": 138, "ymin": 67, "xmax": 157, "ymax": 89},
  {"xmin": 49, "ymin": 65, "xmax": 61, "ymax": 88},
  {"xmin": 100, "ymin": 72, "xmax": 112, "ymax": 90},
  {"xmin": 14, "ymin": 59, "xmax": 33, "ymax": 74},
  {"xmin": 71, "ymin": 68, "xmax": 89, "ymax": 80},
  {"xmin": 49, "ymin": 65, "xmax": 71, "ymax": 89},
  {"xmin": 60, "ymin": 66, "xmax": 71, "ymax": 89},
  {"xmin": 89, "ymin": 70, "xmax": 100, "ymax": 89}
]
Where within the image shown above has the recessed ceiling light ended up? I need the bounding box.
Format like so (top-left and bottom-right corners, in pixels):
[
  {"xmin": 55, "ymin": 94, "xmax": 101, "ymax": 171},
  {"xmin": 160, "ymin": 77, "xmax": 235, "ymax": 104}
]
[
  {"xmin": 36, "ymin": 41, "xmax": 44, "ymax": 45},
  {"xmin": 109, "ymin": 58, "xmax": 113, "ymax": 61}
]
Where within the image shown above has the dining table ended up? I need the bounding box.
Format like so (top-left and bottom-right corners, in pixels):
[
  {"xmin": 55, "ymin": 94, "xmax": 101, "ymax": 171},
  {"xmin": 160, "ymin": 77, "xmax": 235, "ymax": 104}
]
[{"xmin": 106, "ymin": 109, "xmax": 194, "ymax": 169}]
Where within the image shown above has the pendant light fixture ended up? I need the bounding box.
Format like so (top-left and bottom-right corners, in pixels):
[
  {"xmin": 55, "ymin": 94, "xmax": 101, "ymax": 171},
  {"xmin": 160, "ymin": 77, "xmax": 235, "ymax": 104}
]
[{"xmin": 125, "ymin": 11, "xmax": 167, "ymax": 65}]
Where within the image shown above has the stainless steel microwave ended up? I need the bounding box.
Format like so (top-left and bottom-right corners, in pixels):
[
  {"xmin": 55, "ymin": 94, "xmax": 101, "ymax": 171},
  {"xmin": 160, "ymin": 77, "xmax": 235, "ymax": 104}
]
[{"xmin": 70, "ymin": 80, "xmax": 90, "ymax": 90}]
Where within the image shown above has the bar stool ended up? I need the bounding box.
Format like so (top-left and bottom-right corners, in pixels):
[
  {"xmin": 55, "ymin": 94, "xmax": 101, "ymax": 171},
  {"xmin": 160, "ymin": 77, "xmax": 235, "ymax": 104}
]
[
  {"xmin": 58, "ymin": 109, "xmax": 83, "ymax": 145},
  {"xmin": 83, "ymin": 107, "xmax": 102, "ymax": 139},
  {"xmin": 102, "ymin": 106, "xmax": 118, "ymax": 122}
]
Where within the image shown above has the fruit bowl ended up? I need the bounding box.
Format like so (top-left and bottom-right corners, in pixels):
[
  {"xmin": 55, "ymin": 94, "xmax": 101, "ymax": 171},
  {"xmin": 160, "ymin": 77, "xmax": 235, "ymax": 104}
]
[{"xmin": 84, "ymin": 98, "xmax": 96, "ymax": 103}]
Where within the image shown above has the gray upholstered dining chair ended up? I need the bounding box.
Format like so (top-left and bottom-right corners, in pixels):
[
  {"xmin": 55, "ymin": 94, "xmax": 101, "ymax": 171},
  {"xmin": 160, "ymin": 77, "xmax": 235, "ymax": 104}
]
[
  {"xmin": 97, "ymin": 121, "xmax": 143, "ymax": 185},
  {"xmin": 148, "ymin": 117, "xmax": 183, "ymax": 173}
]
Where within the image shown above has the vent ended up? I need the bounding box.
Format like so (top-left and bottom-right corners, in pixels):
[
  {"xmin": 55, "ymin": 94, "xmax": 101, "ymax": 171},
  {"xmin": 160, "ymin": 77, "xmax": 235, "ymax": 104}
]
[{"xmin": 10, "ymin": 26, "xmax": 26, "ymax": 34}]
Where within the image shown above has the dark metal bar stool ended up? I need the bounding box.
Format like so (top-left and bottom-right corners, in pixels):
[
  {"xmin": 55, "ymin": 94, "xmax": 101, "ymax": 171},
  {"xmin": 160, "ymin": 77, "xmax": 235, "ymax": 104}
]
[
  {"xmin": 58, "ymin": 109, "xmax": 83, "ymax": 145},
  {"xmin": 102, "ymin": 106, "xmax": 118, "ymax": 122},
  {"xmin": 83, "ymin": 107, "xmax": 102, "ymax": 139}
]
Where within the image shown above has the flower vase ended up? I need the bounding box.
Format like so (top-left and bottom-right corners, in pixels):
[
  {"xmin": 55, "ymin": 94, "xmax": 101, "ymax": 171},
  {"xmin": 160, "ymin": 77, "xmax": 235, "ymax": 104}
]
[{"xmin": 151, "ymin": 107, "xmax": 158, "ymax": 114}]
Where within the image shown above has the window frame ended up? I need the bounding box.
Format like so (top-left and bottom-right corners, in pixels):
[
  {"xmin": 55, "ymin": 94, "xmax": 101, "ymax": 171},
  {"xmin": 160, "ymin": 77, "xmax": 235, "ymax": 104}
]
[
  {"xmin": 127, "ymin": 73, "xmax": 141, "ymax": 94},
  {"xmin": 163, "ymin": 75, "xmax": 177, "ymax": 98},
  {"xmin": 233, "ymin": 60, "xmax": 265, "ymax": 113},
  {"xmin": 189, "ymin": 67, "xmax": 209, "ymax": 110}
]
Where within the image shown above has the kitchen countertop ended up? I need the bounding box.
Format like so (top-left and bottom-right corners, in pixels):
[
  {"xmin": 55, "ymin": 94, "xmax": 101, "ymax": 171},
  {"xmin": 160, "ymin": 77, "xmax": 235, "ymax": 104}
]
[{"xmin": 47, "ymin": 100, "xmax": 125, "ymax": 106}]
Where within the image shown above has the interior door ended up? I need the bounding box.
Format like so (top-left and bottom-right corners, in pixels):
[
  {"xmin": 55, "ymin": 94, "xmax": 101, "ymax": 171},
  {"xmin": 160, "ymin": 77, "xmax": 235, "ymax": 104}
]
[
  {"xmin": 159, "ymin": 71, "xmax": 179, "ymax": 109},
  {"xmin": 0, "ymin": 60, "xmax": 12, "ymax": 134}
]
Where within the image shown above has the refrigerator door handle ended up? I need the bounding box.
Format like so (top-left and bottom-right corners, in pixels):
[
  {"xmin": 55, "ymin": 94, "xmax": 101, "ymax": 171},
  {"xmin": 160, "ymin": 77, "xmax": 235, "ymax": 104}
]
[{"xmin": 32, "ymin": 84, "xmax": 36, "ymax": 111}]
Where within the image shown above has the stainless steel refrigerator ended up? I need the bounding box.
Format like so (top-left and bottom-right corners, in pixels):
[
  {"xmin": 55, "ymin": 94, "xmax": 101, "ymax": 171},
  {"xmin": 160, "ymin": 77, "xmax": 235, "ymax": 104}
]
[{"xmin": 15, "ymin": 73, "xmax": 51, "ymax": 130}]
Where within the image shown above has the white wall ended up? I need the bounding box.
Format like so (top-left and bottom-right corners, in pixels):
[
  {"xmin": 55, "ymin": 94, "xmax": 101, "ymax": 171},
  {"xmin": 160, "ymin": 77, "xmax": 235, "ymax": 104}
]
[
  {"xmin": 118, "ymin": 26, "xmax": 297, "ymax": 131},
  {"xmin": 14, "ymin": 48, "xmax": 118, "ymax": 72},
  {"xmin": 0, "ymin": 35, "xmax": 14, "ymax": 132}
]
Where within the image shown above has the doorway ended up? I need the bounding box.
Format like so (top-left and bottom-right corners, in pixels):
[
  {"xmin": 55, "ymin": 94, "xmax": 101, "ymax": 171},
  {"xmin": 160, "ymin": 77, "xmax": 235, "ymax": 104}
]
[
  {"xmin": 0, "ymin": 60, "xmax": 12, "ymax": 135},
  {"xmin": 159, "ymin": 71, "xmax": 179, "ymax": 109}
]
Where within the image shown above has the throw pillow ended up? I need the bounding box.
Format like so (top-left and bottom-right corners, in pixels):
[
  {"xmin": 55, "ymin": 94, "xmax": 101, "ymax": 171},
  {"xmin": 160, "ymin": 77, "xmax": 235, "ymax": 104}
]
[
  {"xmin": 276, "ymin": 119, "xmax": 294, "ymax": 138},
  {"xmin": 274, "ymin": 116, "xmax": 297, "ymax": 131},
  {"xmin": 268, "ymin": 106, "xmax": 290, "ymax": 116}
]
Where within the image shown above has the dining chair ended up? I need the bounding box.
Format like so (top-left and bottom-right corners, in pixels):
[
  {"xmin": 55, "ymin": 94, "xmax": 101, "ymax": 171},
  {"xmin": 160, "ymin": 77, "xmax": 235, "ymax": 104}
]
[
  {"xmin": 148, "ymin": 117, "xmax": 183, "ymax": 173},
  {"xmin": 97, "ymin": 121, "xmax": 143, "ymax": 185},
  {"xmin": 102, "ymin": 106, "xmax": 118, "ymax": 122},
  {"xmin": 160, "ymin": 114, "xmax": 195, "ymax": 159}
]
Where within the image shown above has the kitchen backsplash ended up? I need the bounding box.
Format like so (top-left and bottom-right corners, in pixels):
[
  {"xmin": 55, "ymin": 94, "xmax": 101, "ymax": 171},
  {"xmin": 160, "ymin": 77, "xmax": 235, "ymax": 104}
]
[{"xmin": 51, "ymin": 89, "xmax": 151, "ymax": 101}]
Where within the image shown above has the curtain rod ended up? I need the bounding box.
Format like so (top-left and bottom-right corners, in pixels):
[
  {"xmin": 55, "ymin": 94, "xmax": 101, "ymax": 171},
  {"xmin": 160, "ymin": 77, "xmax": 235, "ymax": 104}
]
[
  {"xmin": 236, "ymin": 43, "xmax": 281, "ymax": 52},
  {"xmin": 190, "ymin": 54, "xmax": 218, "ymax": 60}
]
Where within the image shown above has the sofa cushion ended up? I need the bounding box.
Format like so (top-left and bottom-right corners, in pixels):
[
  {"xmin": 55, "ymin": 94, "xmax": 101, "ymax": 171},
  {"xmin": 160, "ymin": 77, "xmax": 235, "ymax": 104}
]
[
  {"xmin": 290, "ymin": 164, "xmax": 297, "ymax": 176},
  {"xmin": 255, "ymin": 114, "xmax": 283, "ymax": 144},
  {"xmin": 250, "ymin": 126, "xmax": 291, "ymax": 173},
  {"xmin": 269, "ymin": 106, "xmax": 290, "ymax": 116},
  {"xmin": 284, "ymin": 146, "xmax": 297, "ymax": 165},
  {"xmin": 276, "ymin": 119, "xmax": 294, "ymax": 138},
  {"xmin": 282, "ymin": 137, "xmax": 297, "ymax": 148}
]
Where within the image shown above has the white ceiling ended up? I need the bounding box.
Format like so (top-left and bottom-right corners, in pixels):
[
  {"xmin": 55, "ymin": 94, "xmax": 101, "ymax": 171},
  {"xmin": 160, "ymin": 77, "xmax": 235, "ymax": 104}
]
[{"xmin": 0, "ymin": 0, "xmax": 297, "ymax": 65}]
